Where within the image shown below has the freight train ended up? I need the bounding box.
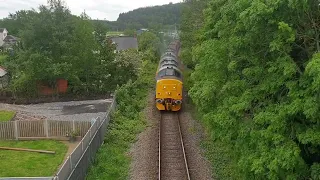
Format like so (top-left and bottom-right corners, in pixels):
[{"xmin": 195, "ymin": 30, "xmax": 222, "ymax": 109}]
[{"xmin": 155, "ymin": 41, "xmax": 183, "ymax": 111}]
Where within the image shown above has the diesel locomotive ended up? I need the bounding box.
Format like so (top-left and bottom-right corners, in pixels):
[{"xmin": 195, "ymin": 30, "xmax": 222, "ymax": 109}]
[{"xmin": 155, "ymin": 41, "xmax": 183, "ymax": 111}]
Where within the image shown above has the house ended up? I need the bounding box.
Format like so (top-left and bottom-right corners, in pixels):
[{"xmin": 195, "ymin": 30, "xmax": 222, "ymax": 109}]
[
  {"xmin": 110, "ymin": 36, "xmax": 138, "ymax": 53},
  {"xmin": 0, "ymin": 28, "xmax": 19, "ymax": 50},
  {"xmin": 0, "ymin": 66, "xmax": 9, "ymax": 88},
  {"xmin": 137, "ymin": 28, "xmax": 149, "ymax": 35},
  {"xmin": 0, "ymin": 28, "xmax": 8, "ymax": 48}
]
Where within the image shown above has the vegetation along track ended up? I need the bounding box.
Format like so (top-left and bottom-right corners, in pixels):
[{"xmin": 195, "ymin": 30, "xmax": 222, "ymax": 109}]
[{"xmin": 158, "ymin": 112, "xmax": 191, "ymax": 180}]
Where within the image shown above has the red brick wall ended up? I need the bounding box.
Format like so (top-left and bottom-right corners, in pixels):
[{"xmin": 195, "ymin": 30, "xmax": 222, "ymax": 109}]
[{"xmin": 38, "ymin": 79, "xmax": 68, "ymax": 95}]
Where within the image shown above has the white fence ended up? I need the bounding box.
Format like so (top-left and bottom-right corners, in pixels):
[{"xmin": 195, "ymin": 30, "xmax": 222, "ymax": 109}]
[{"xmin": 0, "ymin": 120, "xmax": 91, "ymax": 140}]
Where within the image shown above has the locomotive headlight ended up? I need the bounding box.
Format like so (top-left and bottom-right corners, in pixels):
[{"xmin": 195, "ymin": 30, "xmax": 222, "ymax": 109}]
[
  {"xmin": 175, "ymin": 100, "xmax": 182, "ymax": 105},
  {"xmin": 156, "ymin": 99, "xmax": 164, "ymax": 104}
]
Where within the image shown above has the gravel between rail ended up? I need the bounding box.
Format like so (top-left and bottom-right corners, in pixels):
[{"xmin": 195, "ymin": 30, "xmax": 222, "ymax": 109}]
[
  {"xmin": 129, "ymin": 92, "xmax": 213, "ymax": 180},
  {"xmin": 160, "ymin": 112, "xmax": 189, "ymax": 179}
]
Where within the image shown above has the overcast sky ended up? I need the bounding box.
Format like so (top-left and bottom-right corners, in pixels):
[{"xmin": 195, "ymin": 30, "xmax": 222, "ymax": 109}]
[{"xmin": 0, "ymin": 0, "xmax": 182, "ymax": 21}]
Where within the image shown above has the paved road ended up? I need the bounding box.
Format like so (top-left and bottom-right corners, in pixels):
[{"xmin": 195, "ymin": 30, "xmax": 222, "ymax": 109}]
[{"xmin": 0, "ymin": 99, "xmax": 113, "ymax": 121}]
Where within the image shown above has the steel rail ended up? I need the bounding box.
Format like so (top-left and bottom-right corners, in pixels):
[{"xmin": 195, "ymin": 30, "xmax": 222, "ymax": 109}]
[
  {"xmin": 158, "ymin": 113, "xmax": 191, "ymax": 180},
  {"xmin": 177, "ymin": 114, "xmax": 191, "ymax": 180}
]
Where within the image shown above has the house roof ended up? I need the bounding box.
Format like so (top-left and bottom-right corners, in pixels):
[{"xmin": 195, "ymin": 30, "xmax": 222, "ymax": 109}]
[
  {"xmin": 0, "ymin": 67, "xmax": 7, "ymax": 77},
  {"xmin": 110, "ymin": 37, "xmax": 138, "ymax": 51},
  {"xmin": 4, "ymin": 35, "xmax": 18, "ymax": 42}
]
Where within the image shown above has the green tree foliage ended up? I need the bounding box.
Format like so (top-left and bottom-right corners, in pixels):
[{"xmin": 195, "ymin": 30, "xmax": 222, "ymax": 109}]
[
  {"xmin": 138, "ymin": 32, "xmax": 161, "ymax": 62},
  {"xmin": 2, "ymin": 0, "xmax": 141, "ymax": 97},
  {"xmin": 180, "ymin": 0, "xmax": 208, "ymax": 69},
  {"xmin": 123, "ymin": 29, "xmax": 136, "ymax": 36},
  {"xmin": 112, "ymin": 49, "xmax": 142, "ymax": 86},
  {"xmin": 184, "ymin": 0, "xmax": 320, "ymax": 179},
  {"xmin": 0, "ymin": 10, "xmax": 37, "ymax": 36}
]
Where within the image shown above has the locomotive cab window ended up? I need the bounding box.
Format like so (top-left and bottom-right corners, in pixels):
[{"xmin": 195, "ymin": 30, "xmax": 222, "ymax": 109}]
[
  {"xmin": 157, "ymin": 69, "xmax": 181, "ymax": 78},
  {"xmin": 166, "ymin": 69, "xmax": 175, "ymax": 76},
  {"xmin": 158, "ymin": 69, "xmax": 166, "ymax": 77}
]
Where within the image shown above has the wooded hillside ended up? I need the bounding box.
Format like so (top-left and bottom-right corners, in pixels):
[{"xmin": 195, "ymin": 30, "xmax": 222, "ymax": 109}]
[{"xmin": 94, "ymin": 3, "xmax": 182, "ymax": 31}]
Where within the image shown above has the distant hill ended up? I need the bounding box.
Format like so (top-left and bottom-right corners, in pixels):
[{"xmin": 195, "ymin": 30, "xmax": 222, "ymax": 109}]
[{"xmin": 94, "ymin": 2, "xmax": 182, "ymax": 31}]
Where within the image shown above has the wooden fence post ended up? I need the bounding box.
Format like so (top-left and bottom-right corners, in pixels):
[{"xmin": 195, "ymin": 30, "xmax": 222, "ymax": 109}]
[
  {"xmin": 14, "ymin": 121, "xmax": 18, "ymax": 140},
  {"xmin": 81, "ymin": 141, "xmax": 84, "ymax": 151},
  {"xmin": 72, "ymin": 120, "xmax": 75, "ymax": 132},
  {"xmin": 44, "ymin": 119, "xmax": 49, "ymax": 137},
  {"xmin": 69, "ymin": 155, "xmax": 73, "ymax": 170}
]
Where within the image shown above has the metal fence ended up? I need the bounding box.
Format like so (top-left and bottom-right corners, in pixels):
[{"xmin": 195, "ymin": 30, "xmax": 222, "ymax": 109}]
[
  {"xmin": 0, "ymin": 178, "xmax": 54, "ymax": 180},
  {"xmin": 54, "ymin": 96, "xmax": 117, "ymax": 180},
  {"xmin": 0, "ymin": 120, "xmax": 91, "ymax": 140},
  {"xmin": 0, "ymin": 96, "xmax": 117, "ymax": 180}
]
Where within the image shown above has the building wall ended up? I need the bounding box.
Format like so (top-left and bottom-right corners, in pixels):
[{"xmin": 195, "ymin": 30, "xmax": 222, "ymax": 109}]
[
  {"xmin": 0, "ymin": 29, "xmax": 8, "ymax": 47},
  {"xmin": 0, "ymin": 75, "xmax": 9, "ymax": 89}
]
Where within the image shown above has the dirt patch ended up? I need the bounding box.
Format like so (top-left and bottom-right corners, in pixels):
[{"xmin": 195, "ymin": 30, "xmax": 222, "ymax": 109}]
[
  {"xmin": 0, "ymin": 94, "xmax": 112, "ymax": 105},
  {"xmin": 129, "ymin": 92, "xmax": 160, "ymax": 180},
  {"xmin": 0, "ymin": 99, "xmax": 112, "ymax": 121},
  {"xmin": 56, "ymin": 140, "xmax": 81, "ymax": 170},
  {"xmin": 13, "ymin": 111, "xmax": 47, "ymax": 121},
  {"xmin": 62, "ymin": 140, "xmax": 80, "ymax": 158}
]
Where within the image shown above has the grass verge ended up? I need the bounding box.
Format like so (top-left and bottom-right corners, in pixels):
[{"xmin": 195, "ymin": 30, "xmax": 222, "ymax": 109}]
[
  {"xmin": 106, "ymin": 31, "xmax": 124, "ymax": 36},
  {"xmin": 0, "ymin": 140, "xmax": 68, "ymax": 177},
  {"xmin": 0, "ymin": 111, "xmax": 16, "ymax": 122},
  {"xmin": 0, "ymin": 55, "xmax": 7, "ymax": 64},
  {"xmin": 86, "ymin": 59, "xmax": 157, "ymax": 179}
]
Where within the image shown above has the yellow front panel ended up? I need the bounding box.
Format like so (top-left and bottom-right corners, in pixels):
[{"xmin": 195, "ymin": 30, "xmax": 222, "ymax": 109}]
[
  {"xmin": 155, "ymin": 79, "xmax": 183, "ymax": 111},
  {"xmin": 156, "ymin": 79, "xmax": 183, "ymax": 100}
]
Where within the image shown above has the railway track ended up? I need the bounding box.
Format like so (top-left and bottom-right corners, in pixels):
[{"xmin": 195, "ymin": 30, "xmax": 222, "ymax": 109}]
[{"xmin": 158, "ymin": 112, "xmax": 190, "ymax": 180}]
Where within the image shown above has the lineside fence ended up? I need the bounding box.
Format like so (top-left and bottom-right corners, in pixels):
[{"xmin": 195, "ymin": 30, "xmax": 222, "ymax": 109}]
[
  {"xmin": 54, "ymin": 97, "xmax": 116, "ymax": 180},
  {"xmin": 0, "ymin": 119, "xmax": 91, "ymax": 140},
  {"xmin": 0, "ymin": 97, "xmax": 117, "ymax": 180}
]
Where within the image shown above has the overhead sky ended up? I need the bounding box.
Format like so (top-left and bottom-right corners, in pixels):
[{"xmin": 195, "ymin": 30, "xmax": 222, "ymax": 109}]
[{"xmin": 0, "ymin": 0, "xmax": 182, "ymax": 21}]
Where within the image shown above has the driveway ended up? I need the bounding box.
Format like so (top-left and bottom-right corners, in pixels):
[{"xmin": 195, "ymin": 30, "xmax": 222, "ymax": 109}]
[{"xmin": 0, "ymin": 99, "xmax": 113, "ymax": 121}]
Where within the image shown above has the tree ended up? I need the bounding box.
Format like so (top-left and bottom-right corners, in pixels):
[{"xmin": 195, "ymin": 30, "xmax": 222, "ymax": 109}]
[
  {"xmin": 113, "ymin": 49, "xmax": 142, "ymax": 85},
  {"xmin": 123, "ymin": 29, "xmax": 136, "ymax": 36},
  {"xmin": 138, "ymin": 32, "xmax": 161, "ymax": 62},
  {"xmin": 3, "ymin": 0, "xmax": 118, "ymax": 97},
  {"xmin": 186, "ymin": 0, "xmax": 320, "ymax": 179},
  {"xmin": 180, "ymin": 0, "xmax": 208, "ymax": 69}
]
